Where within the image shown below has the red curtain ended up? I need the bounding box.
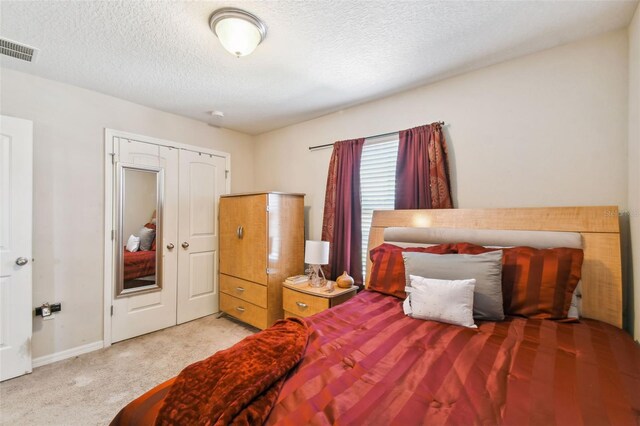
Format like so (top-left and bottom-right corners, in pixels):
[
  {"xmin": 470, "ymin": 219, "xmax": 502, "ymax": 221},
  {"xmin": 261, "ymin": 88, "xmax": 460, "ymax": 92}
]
[
  {"xmin": 395, "ymin": 123, "xmax": 453, "ymax": 209},
  {"xmin": 321, "ymin": 138, "xmax": 365, "ymax": 288}
]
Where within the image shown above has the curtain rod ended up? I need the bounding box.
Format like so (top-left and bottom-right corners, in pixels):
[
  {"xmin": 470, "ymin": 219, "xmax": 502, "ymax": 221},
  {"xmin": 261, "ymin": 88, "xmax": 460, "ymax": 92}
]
[{"xmin": 308, "ymin": 121, "xmax": 446, "ymax": 151}]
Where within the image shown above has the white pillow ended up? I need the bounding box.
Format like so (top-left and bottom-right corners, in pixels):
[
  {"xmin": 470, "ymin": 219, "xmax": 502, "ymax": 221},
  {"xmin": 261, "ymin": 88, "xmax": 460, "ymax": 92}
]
[
  {"xmin": 403, "ymin": 275, "xmax": 477, "ymax": 328},
  {"xmin": 126, "ymin": 234, "xmax": 140, "ymax": 252}
]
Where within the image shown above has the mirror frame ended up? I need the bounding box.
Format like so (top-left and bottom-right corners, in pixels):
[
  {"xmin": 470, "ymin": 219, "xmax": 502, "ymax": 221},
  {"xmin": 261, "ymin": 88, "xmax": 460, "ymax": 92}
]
[{"xmin": 115, "ymin": 162, "xmax": 164, "ymax": 297}]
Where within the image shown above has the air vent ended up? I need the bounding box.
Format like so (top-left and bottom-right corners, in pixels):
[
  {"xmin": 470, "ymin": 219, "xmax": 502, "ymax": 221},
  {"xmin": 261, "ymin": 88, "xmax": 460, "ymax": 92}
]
[{"xmin": 0, "ymin": 38, "xmax": 38, "ymax": 63}]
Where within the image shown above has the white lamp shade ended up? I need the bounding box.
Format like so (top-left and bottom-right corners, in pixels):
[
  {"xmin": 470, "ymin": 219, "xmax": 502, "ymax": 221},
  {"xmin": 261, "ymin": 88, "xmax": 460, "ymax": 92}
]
[
  {"xmin": 305, "ymin": 240, "xmax": 329, "ymax": 265},
  {"xmin": 214, "ymin": 17, "xmax": 262, "ymax": 57}
]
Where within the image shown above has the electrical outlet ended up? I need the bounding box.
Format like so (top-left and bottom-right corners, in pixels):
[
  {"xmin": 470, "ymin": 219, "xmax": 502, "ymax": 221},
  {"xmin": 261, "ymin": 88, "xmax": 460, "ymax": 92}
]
[{"xmin": 35, "ymin": 303, "xmax": 61, "ymax": 318}]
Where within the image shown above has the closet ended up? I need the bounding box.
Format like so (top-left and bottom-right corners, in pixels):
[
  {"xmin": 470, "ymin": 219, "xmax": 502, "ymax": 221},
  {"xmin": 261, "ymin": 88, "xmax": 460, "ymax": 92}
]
[
  {"xmin": 106, "ymin": 134, "xmax": 229, "ymax": 343},
  {"xmin": 219, "ymin": 193, "xmax": 304, "ymax": 329}
]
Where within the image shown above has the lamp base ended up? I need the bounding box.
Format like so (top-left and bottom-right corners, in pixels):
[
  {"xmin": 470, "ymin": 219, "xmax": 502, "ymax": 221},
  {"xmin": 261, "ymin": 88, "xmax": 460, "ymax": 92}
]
[
  {"xmin": 310, "ymin": 277, "xmax": 325, "ymax": 288},
  {"xmin": 309, "ymin": 264, "xmax": 326, "ymax": 288}
]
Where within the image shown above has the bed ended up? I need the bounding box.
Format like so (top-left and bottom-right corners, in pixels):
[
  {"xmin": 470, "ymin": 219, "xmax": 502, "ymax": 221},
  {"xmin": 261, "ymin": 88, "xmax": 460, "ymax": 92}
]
[
  {"xmin": 112, "ymin": 206, "xmax": 640, "ymax": 425},
  {"xmin": 123, "ymin": 249, "xmax": 156, "ymax": 281}
]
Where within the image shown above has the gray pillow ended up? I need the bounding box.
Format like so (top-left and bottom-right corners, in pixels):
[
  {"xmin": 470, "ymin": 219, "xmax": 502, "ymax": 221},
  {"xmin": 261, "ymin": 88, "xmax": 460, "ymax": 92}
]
[
  {"xmin": 137, "ymin": 226, "xmax": 156, "ymax": 251},
  {"xmin": 402, "ymin": 251, "xmax": 504, "ymax": 321}
]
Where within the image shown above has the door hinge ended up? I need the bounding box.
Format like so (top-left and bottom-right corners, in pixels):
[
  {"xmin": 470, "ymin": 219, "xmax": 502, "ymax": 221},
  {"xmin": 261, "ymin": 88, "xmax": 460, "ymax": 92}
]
[
  {"xmin": 266, "ymin": 268, "xmax": 275, "ymax": 275},
  {"xmin": 109, "ymin": 153, "xmax": 117, "ymax": 164},
  {"xmin": 111, "ymin": 230, "xmax": 115, "ymax": 240},
  {"xmin": 110, "ymin": 305, "xmax": 114, "ymax": 316},
  {"xmin": 225, "ymin": 170, "xmax": 229, "ymax": 179},
  {"xmin": 266, "ymin": 205, "xmax": 270, "ymax": 212}
]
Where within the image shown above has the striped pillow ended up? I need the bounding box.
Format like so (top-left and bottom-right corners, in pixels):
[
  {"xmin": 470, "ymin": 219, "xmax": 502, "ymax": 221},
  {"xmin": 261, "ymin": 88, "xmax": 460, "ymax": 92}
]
[
  {"xmin": 456, "ymin": 243, "xmax": 583, "ymax": 319},
  {"xmin": 368, "ymin": 243, "xmax": 457, "ymax": 299}
]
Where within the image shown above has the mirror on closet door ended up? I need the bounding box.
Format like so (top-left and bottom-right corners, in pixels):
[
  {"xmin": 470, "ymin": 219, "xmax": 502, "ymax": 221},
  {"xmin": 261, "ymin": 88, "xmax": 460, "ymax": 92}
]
[{"xmin": 116, "ymin": 163, "xmax": 163, "ymax": 297}]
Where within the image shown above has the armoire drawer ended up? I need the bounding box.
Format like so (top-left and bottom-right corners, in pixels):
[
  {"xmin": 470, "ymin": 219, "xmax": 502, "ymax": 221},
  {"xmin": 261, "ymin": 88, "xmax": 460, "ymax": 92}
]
[
  {"xmin": 220, "ymin": 293, "xmax": 268, "ymax": 329},
  {"xmin": 283, "ymin": 287, "xmax": 329, "ymax": 317},
  {"xmin": 220, "ymin": 274, "xmax": 267, "ymax": 308}
]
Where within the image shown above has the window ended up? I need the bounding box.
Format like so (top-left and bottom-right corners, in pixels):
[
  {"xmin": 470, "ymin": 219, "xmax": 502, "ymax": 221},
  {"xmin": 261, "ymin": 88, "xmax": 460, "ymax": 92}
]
[{"xmin": 360, "ymin": 135, "xmax": 399, "ymax": 277}]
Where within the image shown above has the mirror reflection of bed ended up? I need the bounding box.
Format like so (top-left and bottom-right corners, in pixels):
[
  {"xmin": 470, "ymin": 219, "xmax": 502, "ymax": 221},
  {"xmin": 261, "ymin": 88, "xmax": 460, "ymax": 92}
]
[
  {"xmin": 121, "ymin": 168, "xmax": 158, "ymax": 291},
  {"xmin": 123, "ymin": 223, "xmax": 156, "ymax": 290}
]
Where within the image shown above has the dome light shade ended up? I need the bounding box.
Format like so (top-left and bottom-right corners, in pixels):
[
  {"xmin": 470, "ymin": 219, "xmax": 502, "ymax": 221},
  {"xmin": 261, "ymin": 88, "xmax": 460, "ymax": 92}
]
[{"xmin": 209, "ymin": 8, "xmax": 266, "ymax": 57}]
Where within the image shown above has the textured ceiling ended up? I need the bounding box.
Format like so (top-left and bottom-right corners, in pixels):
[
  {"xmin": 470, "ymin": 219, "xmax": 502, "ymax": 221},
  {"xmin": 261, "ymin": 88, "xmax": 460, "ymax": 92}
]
[{"xmin": 0, "ymin": 1, "xmax": 637, "ymax": 135}]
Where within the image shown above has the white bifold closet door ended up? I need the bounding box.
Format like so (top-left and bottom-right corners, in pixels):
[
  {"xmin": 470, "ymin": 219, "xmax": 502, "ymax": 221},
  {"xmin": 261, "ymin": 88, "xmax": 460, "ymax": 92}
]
[
  {"xmin": 177, "ymin": 150, "xmax": 226, "ymax": 324},
  {"xmin": 111, "ymin": 140, "xmax": 179, "ymax": 343},
  {"xmin": 111, "ymin": 138, "xmax": 227, "ymax": 343}
]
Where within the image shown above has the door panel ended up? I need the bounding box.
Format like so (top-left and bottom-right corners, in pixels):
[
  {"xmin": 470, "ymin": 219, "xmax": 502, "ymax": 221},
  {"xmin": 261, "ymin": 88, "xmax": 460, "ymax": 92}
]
[
  {"xmin": 0, "ymin": 116, "xmax": 33, "ymax": 381},
  {"xmin": 219, "ymin": 195, "xmax": 267, "ymax": 285},
  {"xmin": 128, "ymin": 291, "xmax": 162, "ymax": 311},
  {"xmin": 177, "ymin": 150, "xmax": 227, "ymax": 324},
  {"xmin": 189, "ymin": 252, "xmax": 215, "ymax": 297},
  {"xmin": 190, "ymin": 163, "xmax": 216, "ymax": 236},
  {"xmin": 111, "ymin": 140, "xmax": 178, "ymax": 343},
  {"xmin": 119, "ymin": 139, "xmax": 160, "ymax": 167}
]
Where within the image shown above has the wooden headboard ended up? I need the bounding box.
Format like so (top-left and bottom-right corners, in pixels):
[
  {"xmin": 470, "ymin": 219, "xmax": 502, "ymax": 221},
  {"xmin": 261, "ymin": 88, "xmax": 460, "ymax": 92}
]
[{"xmin": 365, "ymin": 206, "xmax": 623, "ymax": 328}]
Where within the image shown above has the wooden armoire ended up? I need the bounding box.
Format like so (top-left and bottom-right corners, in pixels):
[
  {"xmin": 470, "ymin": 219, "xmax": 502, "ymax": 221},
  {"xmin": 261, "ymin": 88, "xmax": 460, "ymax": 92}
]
[{"xmin": 219, "ymin": 192, "xmax": 304, "ymax": 329}]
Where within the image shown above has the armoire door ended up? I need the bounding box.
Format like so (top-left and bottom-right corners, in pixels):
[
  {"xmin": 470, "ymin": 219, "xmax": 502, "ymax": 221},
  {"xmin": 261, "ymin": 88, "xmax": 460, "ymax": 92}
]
[
  {"xmin": 111, "ymin": 139, "xmax": 179, "ymax": 343},
  {"xmin": 177, "ymin": 150, "xmax": 227, "ymax": 324},
  {"xmin": 219, "ymin": 194, "xmax": 268, "ymax": 285}
]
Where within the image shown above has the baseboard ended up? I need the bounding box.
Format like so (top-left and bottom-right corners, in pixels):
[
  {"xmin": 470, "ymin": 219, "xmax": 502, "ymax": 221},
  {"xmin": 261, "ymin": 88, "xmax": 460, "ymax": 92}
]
[{"xmin": 32, "ymin": 340, "xmax": 104, "ymax": 368}]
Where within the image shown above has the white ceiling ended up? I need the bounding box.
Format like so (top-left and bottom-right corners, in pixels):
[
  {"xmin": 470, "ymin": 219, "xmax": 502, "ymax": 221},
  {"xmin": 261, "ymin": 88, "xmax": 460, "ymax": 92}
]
[{"xmin": 0, "ymin": 1, "xmax": 637, "ymax": 135}]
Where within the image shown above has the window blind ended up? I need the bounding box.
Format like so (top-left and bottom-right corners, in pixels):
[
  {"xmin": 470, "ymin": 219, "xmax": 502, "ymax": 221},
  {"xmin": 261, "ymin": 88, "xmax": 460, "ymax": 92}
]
[{"xmin": 360, "ymin": 137, "xmax": 399, "ymax": 277}]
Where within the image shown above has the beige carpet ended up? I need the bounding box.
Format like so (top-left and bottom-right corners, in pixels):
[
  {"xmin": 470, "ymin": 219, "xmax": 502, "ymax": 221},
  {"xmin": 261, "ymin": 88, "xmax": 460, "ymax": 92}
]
[{"xmin": 0, "ymin": 315, "xmax": 256, "ymax": 426}]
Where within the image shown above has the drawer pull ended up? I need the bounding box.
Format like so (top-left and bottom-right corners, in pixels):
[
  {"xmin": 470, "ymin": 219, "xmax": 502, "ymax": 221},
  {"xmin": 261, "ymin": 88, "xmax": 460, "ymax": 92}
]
[
  {"xmin": 296, "ymin": 301, "xmax": 308, "ymax": 309},
  {"xmin": 236, "ymin": 306, "xmax": 246, "ymax": 313},
  {"xmin": 235, "ymin": 287, "xmax": 245, "ymax": 292}
]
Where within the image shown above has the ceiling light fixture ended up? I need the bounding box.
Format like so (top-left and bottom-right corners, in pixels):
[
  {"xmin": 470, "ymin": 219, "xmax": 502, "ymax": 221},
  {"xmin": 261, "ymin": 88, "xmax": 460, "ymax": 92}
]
[{"xmin": 209, "ymin": 8, "xmax": 266, "ymax": 58}]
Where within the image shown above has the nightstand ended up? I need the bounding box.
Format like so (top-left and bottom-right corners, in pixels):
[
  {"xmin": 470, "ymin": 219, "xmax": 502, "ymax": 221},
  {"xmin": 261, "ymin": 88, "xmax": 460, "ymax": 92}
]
[{"xmin": 283, "ymin": 281, "xmax": 357, "ymax": 318}]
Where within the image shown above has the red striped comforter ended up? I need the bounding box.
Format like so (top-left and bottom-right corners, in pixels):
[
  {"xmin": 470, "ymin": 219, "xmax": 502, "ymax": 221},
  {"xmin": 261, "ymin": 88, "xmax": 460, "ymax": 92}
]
[
  {"xmin": 266, "ymin": 290, "xmax": 640, "ymax": 425},
  {"xmin": 111, "ymin": 290, "xmax": 640, "ymax": 425},
  {"xmin": 123, "ymin": 250, "xmax": 156, "ymax": 281}
]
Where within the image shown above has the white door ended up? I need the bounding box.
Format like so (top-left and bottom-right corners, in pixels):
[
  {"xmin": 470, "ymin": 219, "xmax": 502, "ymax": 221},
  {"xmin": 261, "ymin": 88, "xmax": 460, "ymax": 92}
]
[
  {"xmin": 177, "ymin": 150, "xmax": 227, "ymax": 324},
  {"xmin": 111, "ymin": 139, "xmax": 179, "ymax": 343},
  {"xmin": 0, "ymin": 116, "xmax": 33, "ymax": 381}
]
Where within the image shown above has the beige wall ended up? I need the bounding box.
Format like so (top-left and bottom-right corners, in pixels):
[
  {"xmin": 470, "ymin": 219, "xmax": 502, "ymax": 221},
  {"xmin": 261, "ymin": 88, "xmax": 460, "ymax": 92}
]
[
  {"xmin": 0, "ymin": 68, "xmax": 255, "ymax": 358},
  {"xmin": 255, "ymin": 30, "xmax": 629, "ymax": 242},
  {"xmin": 628, "ymin": 3, "xmax": 640, "ymax": 341},
  {"xmin": 254, "ymin": 30, "xmax": 632, "ymax": 335}
]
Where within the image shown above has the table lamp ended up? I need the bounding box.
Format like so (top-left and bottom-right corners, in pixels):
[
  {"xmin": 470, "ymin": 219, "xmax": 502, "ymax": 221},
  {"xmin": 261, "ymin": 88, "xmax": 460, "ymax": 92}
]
[{"xmin": 305, "ymin": 240, "xmax": 329, "ymax": 288}]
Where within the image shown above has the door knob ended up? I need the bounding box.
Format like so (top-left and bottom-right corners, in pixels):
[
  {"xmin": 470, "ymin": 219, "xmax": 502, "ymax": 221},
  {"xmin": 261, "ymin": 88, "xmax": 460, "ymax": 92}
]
[
  {"xmin": 181, "ymin": 242, "xmax": 190, "ymax": 249},
  {"xmin": 166, "ymin": 243, "xmax": 175, "ymax": 250},
  {"xmin": 15, "ymin": 257, "xmax": 29, "ymax": 266}
]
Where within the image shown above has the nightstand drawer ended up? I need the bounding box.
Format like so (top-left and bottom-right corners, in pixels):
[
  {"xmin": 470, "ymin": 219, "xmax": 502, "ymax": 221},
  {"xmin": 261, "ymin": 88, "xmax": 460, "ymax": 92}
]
[
  {"xmin": 283, "ymin": 287, "xmax": 329, "ymax": 317},
  {"xmin": 220, "ymin": 293, "xmax": 267, "ymax": 329},
  {"xmin": 220, "ymin": 274, "xmax": 267, "ymax": 308},
  {"xmin": 284, "ymin": 310, "xmax": 304, "ymax": 319}
]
